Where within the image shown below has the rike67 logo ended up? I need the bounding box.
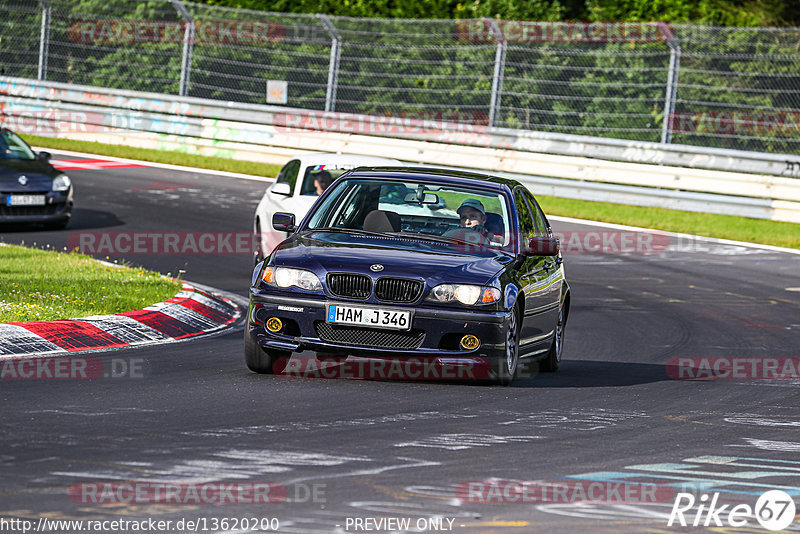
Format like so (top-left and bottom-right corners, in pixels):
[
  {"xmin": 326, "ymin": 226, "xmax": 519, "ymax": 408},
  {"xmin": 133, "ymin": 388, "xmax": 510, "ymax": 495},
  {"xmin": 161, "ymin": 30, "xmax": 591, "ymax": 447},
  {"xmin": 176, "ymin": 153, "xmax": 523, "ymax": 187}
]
[{"xmin": 668, "ymin": 490, "xmax": 796, "ymax": 531}]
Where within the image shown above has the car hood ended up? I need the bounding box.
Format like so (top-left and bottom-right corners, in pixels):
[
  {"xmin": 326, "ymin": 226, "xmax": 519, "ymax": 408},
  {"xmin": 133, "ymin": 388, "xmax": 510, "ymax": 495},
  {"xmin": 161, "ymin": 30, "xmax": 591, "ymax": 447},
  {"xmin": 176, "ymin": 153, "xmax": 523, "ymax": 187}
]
[
  {"xmin": 0, "ymin": 159, "xmax": 58, "ymax": 192},
  {"xmin": 272, "ymin": 231, "xmax": 510, "ymax": 285}
]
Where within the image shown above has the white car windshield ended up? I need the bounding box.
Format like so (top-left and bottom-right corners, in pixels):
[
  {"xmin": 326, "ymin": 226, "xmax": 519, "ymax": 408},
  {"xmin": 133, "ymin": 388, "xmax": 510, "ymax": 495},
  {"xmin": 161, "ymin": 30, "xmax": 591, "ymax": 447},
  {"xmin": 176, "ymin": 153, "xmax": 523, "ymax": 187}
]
[{"xmin": 306, "ymin": 178, "xmax": 512, "ymax": 249}]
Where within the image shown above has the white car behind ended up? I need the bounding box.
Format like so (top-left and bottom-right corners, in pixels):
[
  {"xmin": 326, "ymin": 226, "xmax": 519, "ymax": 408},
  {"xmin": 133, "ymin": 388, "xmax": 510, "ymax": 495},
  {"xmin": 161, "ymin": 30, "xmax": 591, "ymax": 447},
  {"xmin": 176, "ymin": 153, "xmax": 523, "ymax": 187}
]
[{"xmin": 253, "ymin": 153, "xmax": 400, "ymax": 261}]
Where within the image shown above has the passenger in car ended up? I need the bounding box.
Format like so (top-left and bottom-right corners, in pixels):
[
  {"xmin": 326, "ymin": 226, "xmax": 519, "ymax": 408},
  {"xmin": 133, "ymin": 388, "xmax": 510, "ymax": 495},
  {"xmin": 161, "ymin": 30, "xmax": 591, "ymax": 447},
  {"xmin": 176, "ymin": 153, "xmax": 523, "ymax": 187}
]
[{"xmin": 313, "ymin": 170, "xmax": 333, "ymax": 195}]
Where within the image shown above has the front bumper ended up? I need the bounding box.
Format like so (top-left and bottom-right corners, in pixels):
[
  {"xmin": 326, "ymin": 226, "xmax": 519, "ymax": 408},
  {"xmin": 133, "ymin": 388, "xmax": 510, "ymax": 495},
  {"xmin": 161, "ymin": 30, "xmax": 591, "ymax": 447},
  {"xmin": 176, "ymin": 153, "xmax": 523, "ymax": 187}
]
[
  {"xmin": 247, "ymin": 291, "xmax": 511, "ymax": 362},
  {"xmin": 0, "ymin": 191, "xmax": 72, "ymax": 224}
]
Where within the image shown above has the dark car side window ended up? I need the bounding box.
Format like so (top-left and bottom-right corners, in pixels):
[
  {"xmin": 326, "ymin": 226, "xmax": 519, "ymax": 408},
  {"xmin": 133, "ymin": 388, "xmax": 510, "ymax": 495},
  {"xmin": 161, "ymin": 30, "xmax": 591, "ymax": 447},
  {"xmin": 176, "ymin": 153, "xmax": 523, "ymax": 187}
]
[
  {"xmin": 1, "ymin": 129, "xmax": 36, "ymax": 160},
  {"xmin": 277, "ymin": 160, "xmax": 301, "ymax": 191},
  {"xmin": 523, "ymin": 190, "xmax": 550, "ymax": 238},
  {"xmin": 514, "ymin": 188, "xmax": 536, "ymax": 249}
]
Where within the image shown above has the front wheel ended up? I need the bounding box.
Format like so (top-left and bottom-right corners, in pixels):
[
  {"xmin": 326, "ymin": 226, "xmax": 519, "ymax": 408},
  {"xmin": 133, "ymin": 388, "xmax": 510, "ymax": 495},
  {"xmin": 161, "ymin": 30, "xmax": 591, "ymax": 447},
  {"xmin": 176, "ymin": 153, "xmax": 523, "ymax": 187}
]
[
  {"xmin": 244, "ymin": 327, "xmax": 289, "ymax": 374},
  {"xmin": 493, "ymin": 307, "xmax": 521, "ymax": 386},
  {"xmin": 540, "ymin": 305, "xmax": 565, "ymax": 373}
]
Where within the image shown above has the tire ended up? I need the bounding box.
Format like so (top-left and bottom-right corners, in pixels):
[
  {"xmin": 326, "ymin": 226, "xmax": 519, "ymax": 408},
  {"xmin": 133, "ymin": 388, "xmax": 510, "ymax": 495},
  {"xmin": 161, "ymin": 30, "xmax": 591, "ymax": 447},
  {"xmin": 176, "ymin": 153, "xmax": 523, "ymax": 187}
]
[
  {"xmin": 494, "ymin": 306, "xmax": 521, "ymax": 386},
  {"xmin": 540, "ymin": 305, "xmax": 565, "ymax": 373},
  {"xmin": 244, "ymin": 327, "xmax": 289, "ymax": 374},
  {"xmin": 254, "ymin": 219, "xmax": 264, "ymax": 265},
  {"xmin": 46, "ymin": 218, "xmax": 69, "ymax": 230}
]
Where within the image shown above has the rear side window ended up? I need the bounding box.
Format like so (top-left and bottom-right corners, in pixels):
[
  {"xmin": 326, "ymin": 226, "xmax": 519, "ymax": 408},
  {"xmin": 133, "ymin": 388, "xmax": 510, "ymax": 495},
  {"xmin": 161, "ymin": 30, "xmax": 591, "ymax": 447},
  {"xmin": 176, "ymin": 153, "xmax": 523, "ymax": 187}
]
[
  {"xmin": 514, "ymin": 188, "xmax": 536, "ymax": 243},
  {"xmin": 523, "ymin": 190, "xmax": 550, "ymax": 238}
]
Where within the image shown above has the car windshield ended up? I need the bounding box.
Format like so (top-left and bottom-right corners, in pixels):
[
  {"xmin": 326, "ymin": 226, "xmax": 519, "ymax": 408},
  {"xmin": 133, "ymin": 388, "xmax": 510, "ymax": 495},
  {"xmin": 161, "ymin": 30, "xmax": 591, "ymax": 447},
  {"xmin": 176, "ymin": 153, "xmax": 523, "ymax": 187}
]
[
  {"xmin": 0, "ymin": 130, "xmax": 37, "ymax": 160},
  {"xmin": 306, "ymin": 178, "xmax": 512, "ymax": 249}
]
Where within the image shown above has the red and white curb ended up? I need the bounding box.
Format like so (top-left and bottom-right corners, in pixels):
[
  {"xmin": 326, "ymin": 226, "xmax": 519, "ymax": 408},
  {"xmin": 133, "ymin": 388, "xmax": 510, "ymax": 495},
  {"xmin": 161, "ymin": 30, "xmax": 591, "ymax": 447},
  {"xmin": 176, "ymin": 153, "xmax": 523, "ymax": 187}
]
[
  {"xmin": 0, "ymin": 283, "xmax": 241, "ymax": 357},
  {"xmin": 50, "ymin": 158, "xmax": 147, "ymax": 171}
]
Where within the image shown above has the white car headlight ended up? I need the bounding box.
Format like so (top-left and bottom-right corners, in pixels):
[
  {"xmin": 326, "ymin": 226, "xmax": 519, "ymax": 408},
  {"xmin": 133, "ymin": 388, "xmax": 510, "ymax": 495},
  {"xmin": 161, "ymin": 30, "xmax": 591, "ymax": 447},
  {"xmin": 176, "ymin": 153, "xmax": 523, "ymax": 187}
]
[
  {"xmin": 262, "ymin": 266, "xmax": 322, "ymax": 291},
  {"xmin": 52, "ymin": 174, "xmax": 71, "ymax": 192},
  {"xmin": 428, "ymin": 284, "xmax": 499, "ymax": 305}
]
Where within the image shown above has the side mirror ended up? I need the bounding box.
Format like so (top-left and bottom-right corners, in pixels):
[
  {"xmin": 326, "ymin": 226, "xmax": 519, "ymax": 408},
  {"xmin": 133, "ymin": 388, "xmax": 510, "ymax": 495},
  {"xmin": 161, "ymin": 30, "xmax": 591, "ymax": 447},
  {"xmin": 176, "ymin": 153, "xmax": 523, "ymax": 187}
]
[
  {"xmin": 38, "ymin": 151, "xmax": 51, "ymax": 161},
  {"xmin": 272, "ymin": 212, "xmax": 296, "ymax": 233},
  {"xmin": 525, "ymin": 237, "xmax": 560, "ymax": 256},
  {"xmin": 270, "ymin": 182, "xmax": 292, "ymax": 196}
]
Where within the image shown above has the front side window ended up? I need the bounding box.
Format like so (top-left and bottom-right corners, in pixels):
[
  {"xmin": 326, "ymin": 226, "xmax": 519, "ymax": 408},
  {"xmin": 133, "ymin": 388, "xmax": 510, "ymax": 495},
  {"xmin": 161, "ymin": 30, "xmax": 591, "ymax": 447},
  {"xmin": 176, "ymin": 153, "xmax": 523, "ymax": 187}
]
[
  {"xmin": 276, "ymin": 159, "xmax": 301, "ymax": 190},
  {"xmin": 0, "ymin": 130, "xmax": 36, "ymax": 160}
]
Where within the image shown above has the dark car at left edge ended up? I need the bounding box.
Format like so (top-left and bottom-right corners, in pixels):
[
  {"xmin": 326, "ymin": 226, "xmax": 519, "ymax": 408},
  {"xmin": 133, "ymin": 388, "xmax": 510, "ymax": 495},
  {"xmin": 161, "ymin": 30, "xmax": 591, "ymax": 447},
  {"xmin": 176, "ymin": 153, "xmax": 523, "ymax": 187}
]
[{"xmin": 0, "ymin": 128, "xmax": 73, "ymax": 229}]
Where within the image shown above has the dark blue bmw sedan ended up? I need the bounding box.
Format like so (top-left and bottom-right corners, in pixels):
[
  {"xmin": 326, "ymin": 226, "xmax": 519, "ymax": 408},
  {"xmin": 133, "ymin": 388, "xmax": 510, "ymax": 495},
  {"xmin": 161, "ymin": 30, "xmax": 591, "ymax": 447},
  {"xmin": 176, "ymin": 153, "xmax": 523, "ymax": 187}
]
[{"xmin": 245, "ymin": 167, "xmax": 570, "ymax": 385}]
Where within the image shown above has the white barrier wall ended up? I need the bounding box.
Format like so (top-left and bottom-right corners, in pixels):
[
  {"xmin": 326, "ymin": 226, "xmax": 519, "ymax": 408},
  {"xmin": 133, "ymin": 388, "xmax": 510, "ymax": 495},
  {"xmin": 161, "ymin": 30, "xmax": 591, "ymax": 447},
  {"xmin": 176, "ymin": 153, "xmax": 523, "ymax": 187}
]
[{"xmin": 2, "ymin": 76, "xmax": 800, "ymax": 223}]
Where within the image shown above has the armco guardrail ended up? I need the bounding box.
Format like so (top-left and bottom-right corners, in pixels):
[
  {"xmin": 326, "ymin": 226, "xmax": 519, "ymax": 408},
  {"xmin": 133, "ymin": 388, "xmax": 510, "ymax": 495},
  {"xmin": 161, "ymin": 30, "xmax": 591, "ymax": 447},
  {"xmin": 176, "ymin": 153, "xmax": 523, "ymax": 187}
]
[{"xmin": 2, "ymin": 76, "xmax": 800, "ymax": 223}]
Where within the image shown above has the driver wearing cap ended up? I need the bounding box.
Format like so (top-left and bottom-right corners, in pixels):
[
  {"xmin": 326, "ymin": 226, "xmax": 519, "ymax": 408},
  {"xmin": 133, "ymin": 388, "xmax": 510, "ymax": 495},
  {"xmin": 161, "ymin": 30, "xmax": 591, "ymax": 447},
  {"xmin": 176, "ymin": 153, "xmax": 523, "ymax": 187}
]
[{"xmin": 444, "ymin": 199, "xmax": 490, "ymax": 243}]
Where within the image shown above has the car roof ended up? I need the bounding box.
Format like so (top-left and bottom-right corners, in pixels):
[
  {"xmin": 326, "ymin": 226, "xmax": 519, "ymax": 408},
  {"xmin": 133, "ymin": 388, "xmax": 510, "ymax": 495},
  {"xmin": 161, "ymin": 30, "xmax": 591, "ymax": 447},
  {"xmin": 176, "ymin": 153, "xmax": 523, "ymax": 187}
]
[
  {"xmin": 298, "ymin": 153, "xmax": 401, "ymax": 166},
  {"xmin": 342, "ymin": 166, "xmax": 519, "ymax": 192}
]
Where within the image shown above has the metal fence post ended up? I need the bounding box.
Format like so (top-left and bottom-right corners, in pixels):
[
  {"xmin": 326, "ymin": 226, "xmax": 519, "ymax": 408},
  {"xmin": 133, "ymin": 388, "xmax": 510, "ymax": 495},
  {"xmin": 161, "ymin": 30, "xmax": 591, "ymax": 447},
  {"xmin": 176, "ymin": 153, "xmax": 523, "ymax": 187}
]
[
  {"xmin": 169, "ymin": 0, "xmax": 194, "ymax": 97},
  {"xmin": 487, "ymin": 19, "xmax": 506, "ymax": 128},
  {"xmin": 318, "ymin": 14, "xmax": 341, "ymax": 112},
  {"xmin": 661, "ymin": 38, "xmax": 681, "ymax": 144},
  {"xmin": 37, "ymin": 0, "xmax": 50, "ymax": 81}
]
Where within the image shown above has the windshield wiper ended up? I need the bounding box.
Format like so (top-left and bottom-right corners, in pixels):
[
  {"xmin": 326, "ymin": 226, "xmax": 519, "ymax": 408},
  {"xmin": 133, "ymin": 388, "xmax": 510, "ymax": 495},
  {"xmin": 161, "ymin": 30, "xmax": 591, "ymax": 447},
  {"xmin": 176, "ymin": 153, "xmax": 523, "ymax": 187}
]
[
  {"xmin": 392, "ymin": 232, "xmax": 515, "ymax": 256},
  {"xmin": 309, "ymin": 227, "xmax": 396, "ymax": 238}
]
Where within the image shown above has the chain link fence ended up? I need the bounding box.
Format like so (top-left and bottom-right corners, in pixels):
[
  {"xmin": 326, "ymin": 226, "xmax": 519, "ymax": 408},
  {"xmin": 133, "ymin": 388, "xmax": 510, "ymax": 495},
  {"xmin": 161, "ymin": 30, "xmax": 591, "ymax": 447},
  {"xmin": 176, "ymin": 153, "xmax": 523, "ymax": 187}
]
[{"xmin": 2, "ymin": 0, "xmax": 799, "ymax": 154}]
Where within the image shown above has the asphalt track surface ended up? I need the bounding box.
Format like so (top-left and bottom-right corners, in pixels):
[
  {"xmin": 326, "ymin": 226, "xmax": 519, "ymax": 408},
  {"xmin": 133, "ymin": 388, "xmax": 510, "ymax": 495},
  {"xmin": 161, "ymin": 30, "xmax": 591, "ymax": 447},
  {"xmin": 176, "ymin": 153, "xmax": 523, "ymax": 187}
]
[{"xmin": 1, "ymin": 155, "xmax": 799, "ymax": 533}]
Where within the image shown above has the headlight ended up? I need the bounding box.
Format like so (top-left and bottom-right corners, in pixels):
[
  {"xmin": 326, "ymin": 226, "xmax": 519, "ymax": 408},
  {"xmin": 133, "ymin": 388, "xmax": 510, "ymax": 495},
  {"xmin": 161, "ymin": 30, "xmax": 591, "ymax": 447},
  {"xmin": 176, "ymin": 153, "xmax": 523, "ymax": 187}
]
[
  {"xmin": 262, "ymin": 266, "xmax": 321, "ymax": 291},
  {"xmin": 428, "ymin": 284, "xmax": 500, "ymax": 305},
  {"xmin": 52, "ymin": 174, "xmax": 71, "ymax": 192}
]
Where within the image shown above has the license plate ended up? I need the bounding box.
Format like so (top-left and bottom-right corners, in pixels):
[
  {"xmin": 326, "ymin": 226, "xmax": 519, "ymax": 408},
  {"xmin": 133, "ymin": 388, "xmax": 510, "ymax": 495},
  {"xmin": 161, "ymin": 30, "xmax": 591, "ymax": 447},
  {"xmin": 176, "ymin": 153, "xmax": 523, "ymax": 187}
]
[
  {"xmin": 326, "ymin": 304, "xmax": 412, "ymax": 331},
  {"xmin": 7, "ymin": 195, "xmax": 46, "ymax": 206}
]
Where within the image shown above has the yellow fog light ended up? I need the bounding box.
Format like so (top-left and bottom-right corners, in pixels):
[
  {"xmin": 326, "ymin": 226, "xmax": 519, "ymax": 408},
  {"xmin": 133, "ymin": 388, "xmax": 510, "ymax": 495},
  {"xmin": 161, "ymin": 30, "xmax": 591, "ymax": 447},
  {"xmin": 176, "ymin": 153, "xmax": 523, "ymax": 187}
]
[
  {"xmin": 266, "ymin": 317, "xmax": 283, "ymax": 333},
  {"xmin": 460, "ymin": 335, "xmax": 479, "ymax": 350}
]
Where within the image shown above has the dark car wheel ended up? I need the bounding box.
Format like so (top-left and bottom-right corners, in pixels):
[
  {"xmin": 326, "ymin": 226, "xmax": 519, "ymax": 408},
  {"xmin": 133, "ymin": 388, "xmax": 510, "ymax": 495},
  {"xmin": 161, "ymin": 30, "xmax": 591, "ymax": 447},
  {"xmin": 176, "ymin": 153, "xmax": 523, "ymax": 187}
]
[
  {"xmin": 494, "ymin": 307, "xmax": 521, "ymax": 386},
  {"xmin": 46, "ymin": 218, "xmax": 69, "ymax": 231},
  {"xmin": 540, "ymin": 305, "xmax": 565, "ymax": 373},
  {"xmin": 244, "ymin": 327, "xmax": 289, "ymax": 374}
]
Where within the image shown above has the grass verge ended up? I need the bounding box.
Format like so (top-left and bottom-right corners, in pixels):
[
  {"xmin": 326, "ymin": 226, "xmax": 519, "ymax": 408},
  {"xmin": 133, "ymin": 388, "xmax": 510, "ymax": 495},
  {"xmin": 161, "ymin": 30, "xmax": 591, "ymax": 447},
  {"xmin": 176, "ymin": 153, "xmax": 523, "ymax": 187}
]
[
  {"xmin": 23, "ymin": 134, "xmax": 800, "ymax": 250},
  {"xmin": 537, "ymin": 195, "xmax": 800, "ymax": 250},
  {"xmin": 23, "ymin": 134, "xmax": 282, "ymax": 178},
  {"xmin": 0, "ymin": 244, "xmax": 182, "ymax": 322}
]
